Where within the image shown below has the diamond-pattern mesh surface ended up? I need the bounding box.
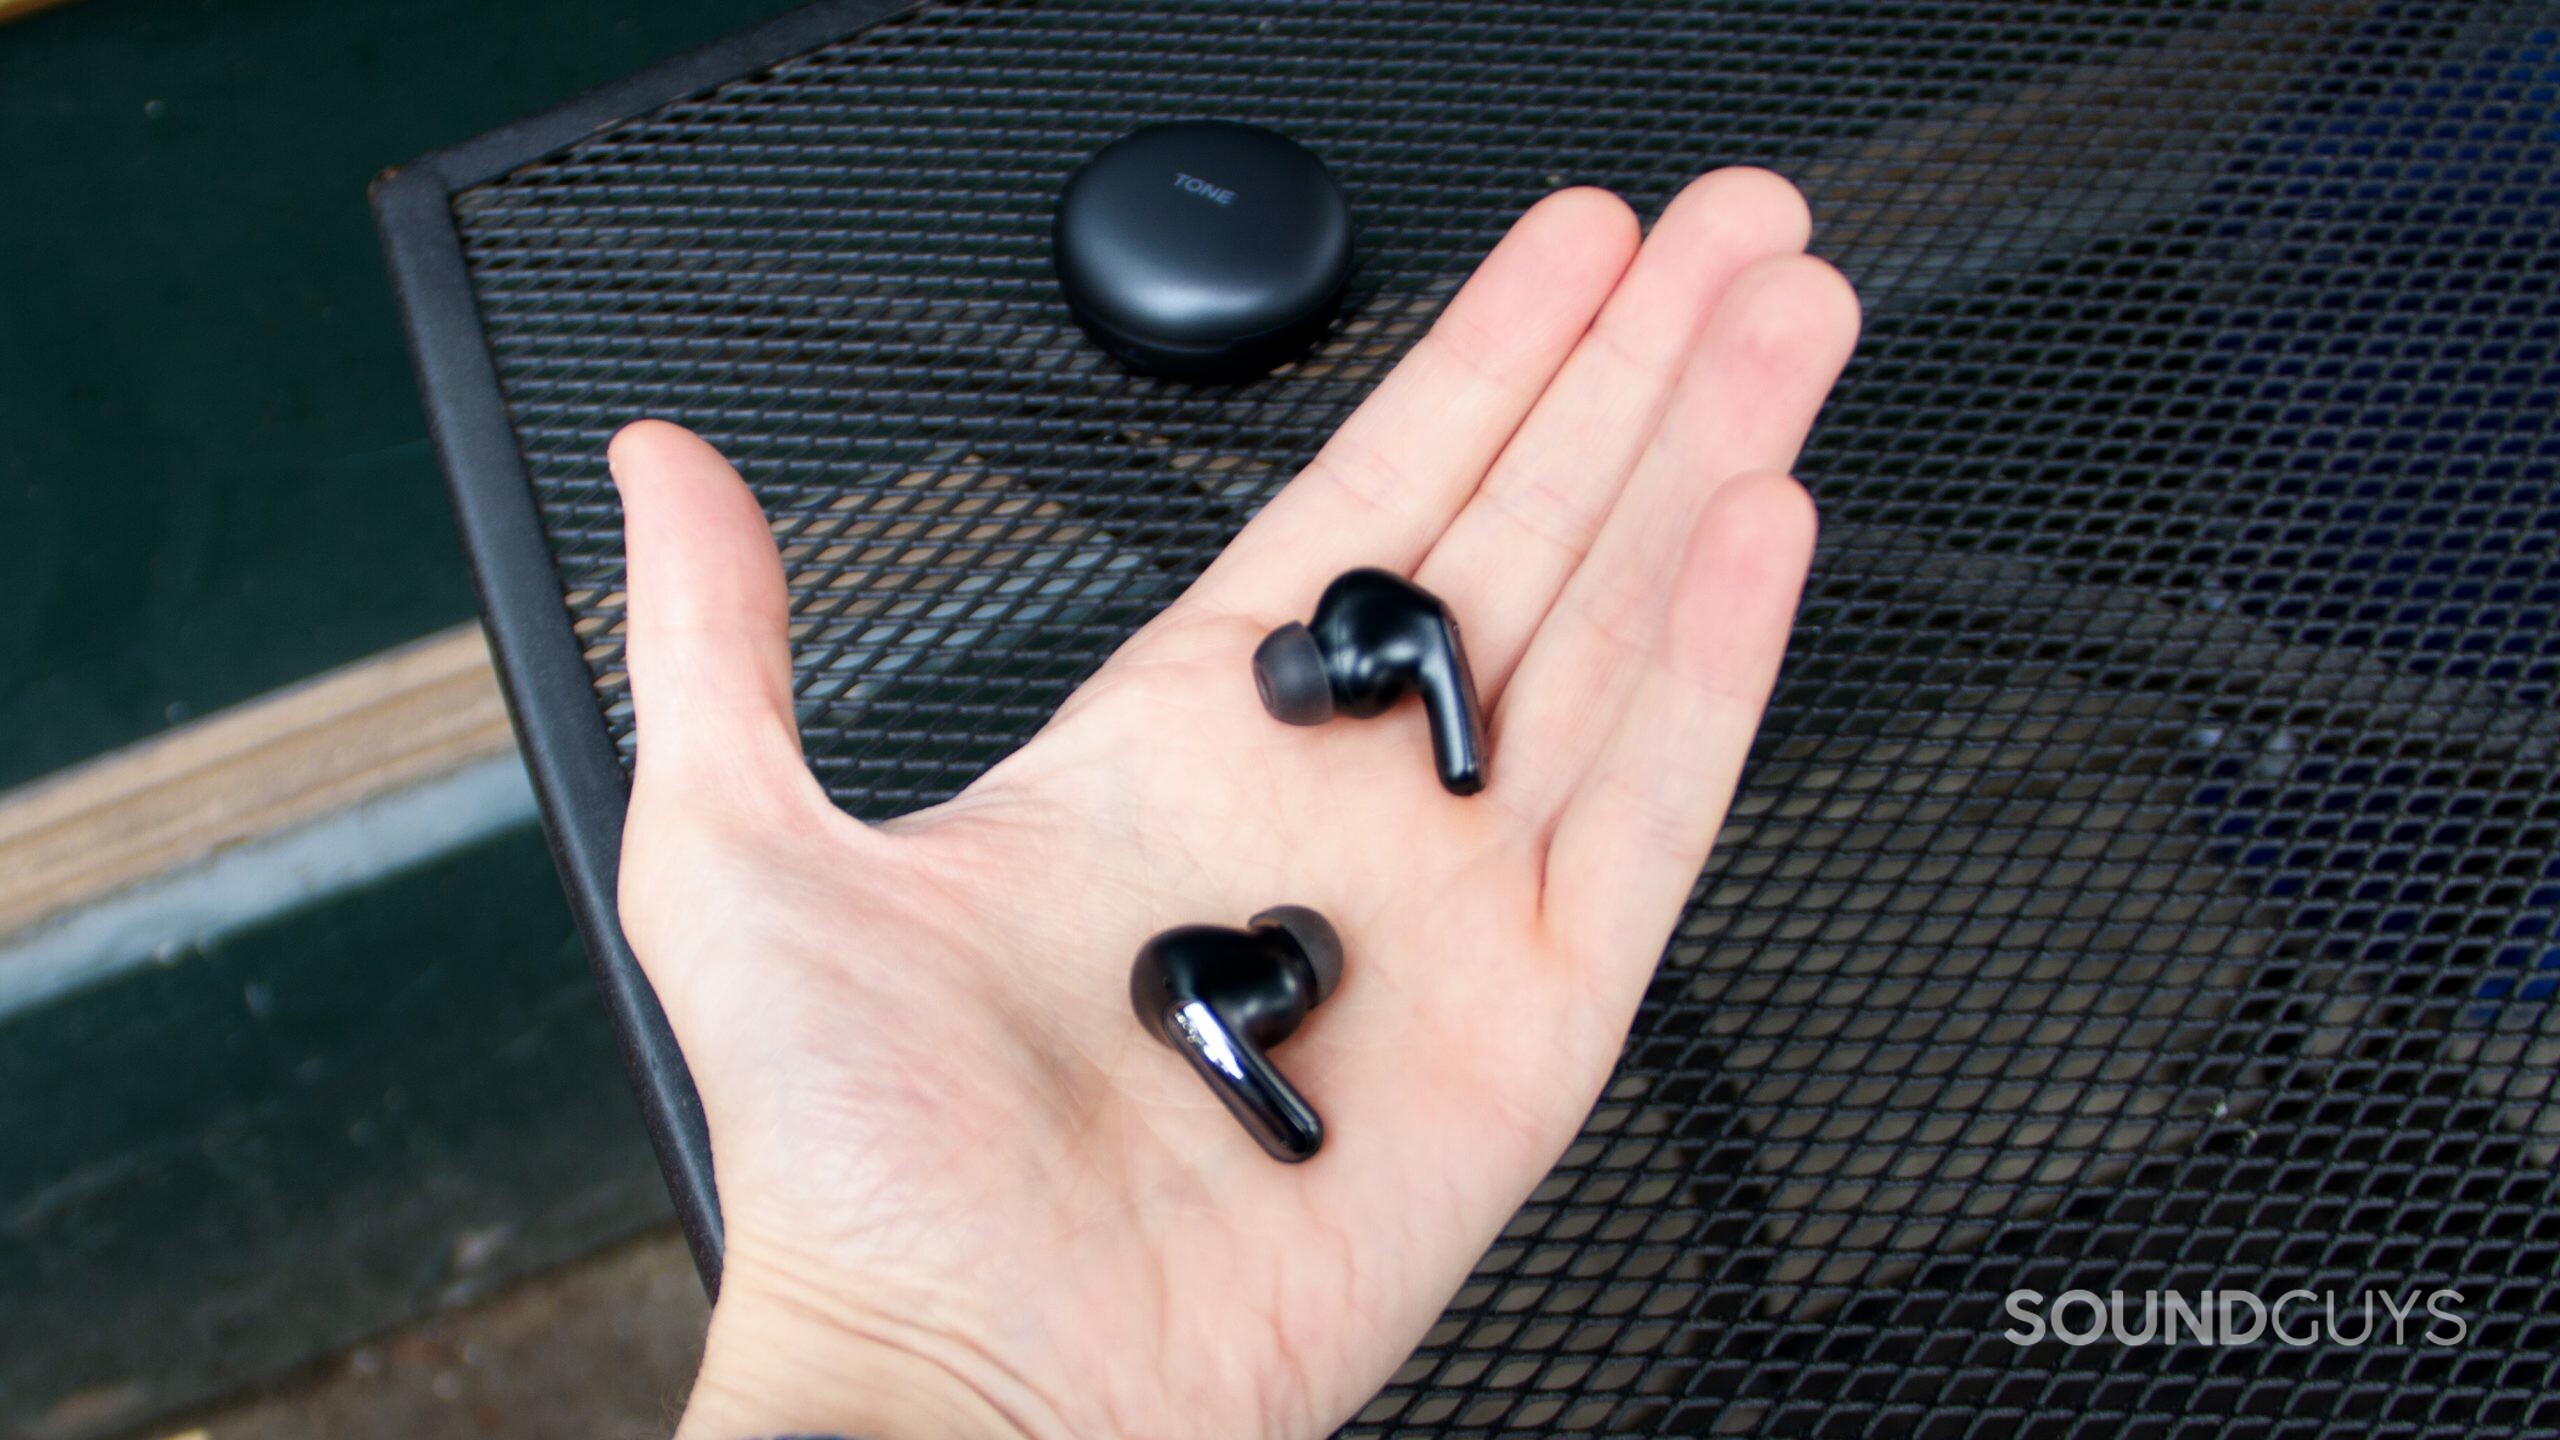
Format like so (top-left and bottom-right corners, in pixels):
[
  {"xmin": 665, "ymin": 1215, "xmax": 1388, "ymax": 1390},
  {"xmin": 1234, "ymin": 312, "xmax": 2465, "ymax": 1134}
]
[{"xmin": 445, "ymin": 1, "xmax": 2560, "ymax": 1433}]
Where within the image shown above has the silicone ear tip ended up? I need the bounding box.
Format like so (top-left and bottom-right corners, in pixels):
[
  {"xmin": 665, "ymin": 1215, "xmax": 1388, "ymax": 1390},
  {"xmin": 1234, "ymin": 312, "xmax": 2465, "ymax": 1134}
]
[
  {"xmin": 1253, "ymin": 905, "xmax": 1343, "ymax": 1005},
  {"xmin": 1252, "ymin": 622, "xmax": 1336, "ymax": 725}
]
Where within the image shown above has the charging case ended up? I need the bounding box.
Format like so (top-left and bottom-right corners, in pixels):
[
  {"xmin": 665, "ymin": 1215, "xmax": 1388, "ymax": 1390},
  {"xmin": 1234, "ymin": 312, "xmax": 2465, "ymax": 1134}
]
[{"xmin": 1053, "ymin": 121, "xmax": 1353, "ymax": 382}]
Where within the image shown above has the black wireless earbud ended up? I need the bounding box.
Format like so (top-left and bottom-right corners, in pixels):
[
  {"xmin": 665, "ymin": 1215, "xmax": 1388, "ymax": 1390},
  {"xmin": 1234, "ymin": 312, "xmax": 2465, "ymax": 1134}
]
[
  {"xmin": 1253, "ymin": 568, "xmax": 1489, "ymax": 795},
  {"xmin": 1130, "ymin": 906, "xmax": 1344, "ymax": 1163}
]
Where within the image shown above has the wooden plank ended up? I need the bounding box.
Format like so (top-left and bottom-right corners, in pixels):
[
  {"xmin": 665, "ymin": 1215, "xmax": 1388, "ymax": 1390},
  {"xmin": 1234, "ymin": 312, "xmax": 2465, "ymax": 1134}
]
[
  {"xmin": 0, "ymin": 624, "xmax": 517, "ymax": 941},
  {"xmin": 0, "ymin": 0, "xmax": 86, "ymax": 26}
]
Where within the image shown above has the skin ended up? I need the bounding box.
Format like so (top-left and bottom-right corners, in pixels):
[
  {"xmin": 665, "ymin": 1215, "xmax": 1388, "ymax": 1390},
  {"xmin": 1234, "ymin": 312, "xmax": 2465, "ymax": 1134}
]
[{"xmin": 608, "ymin": 167, "xmax": 1861, "ymax": 1440}]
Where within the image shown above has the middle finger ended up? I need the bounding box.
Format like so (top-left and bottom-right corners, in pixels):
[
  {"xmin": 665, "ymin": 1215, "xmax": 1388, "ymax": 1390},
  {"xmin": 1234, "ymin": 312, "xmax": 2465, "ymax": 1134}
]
[{"xmin": 1409, "ymin": 168, "xmax": 1812, "ymax": 705}]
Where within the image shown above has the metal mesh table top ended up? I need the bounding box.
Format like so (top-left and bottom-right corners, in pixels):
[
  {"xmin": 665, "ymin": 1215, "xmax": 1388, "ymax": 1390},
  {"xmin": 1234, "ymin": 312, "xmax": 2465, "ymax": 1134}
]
[{"xmin": 388, "ymin": 1, "xmax": 2560, "ymax": 1434}]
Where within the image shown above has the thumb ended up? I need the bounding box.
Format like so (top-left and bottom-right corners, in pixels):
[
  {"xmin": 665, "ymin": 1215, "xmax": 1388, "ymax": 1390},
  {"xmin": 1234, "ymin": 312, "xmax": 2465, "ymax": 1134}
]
[{"xmin": 608, "ymin": 419, "xmax": 817, "ymax": 823}]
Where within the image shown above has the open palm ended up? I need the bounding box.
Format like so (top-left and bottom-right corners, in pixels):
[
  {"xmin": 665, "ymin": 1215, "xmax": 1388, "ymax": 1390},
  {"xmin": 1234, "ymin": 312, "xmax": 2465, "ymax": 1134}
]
[{"xmin": 609, "ymin": 170, "xmax": 1859, "ymax": 1440}]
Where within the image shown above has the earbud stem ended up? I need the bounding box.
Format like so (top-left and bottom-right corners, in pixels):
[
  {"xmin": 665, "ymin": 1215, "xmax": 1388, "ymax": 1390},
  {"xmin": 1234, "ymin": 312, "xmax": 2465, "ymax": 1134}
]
[
  {"xmin": 1420, "ymin": 615, "xmax": 1487, "ymax": 795},
  {"xmin": 1164, "ymin": 998, "xmax": 1325, "ymax": 1163}
]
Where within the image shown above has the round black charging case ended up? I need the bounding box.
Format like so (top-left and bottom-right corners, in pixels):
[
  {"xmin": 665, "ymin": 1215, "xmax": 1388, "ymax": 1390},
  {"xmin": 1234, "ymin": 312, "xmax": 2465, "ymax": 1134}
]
[{"xmin": 1053, "ymin": 121, "xmax": 1353, "ymax": 382}]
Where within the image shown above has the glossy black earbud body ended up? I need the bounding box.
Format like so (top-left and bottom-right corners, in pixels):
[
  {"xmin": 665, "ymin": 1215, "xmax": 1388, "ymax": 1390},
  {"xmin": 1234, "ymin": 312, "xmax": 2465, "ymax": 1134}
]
[
  {"xmin": 1130, "ymin": 906, "xmax": 1343, "ymax": 1163},
  {"xmin": 1253, "ymin": 568, "xmax": 1488, "ymax": 795}
]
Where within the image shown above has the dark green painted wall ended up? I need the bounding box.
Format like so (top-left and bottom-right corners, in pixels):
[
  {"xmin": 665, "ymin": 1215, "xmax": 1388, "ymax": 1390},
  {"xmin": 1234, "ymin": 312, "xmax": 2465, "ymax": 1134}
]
[
  {"xmin": 0, "ymin": 826, "xmax": 671, "ymax": 1438},
  {"xmin": 1, "ymin": 0, "xmax": 822, "ymax": 1432},
  {"xmin": 0, "ymin": 0, "xmax": 806, "ymax": 791}
]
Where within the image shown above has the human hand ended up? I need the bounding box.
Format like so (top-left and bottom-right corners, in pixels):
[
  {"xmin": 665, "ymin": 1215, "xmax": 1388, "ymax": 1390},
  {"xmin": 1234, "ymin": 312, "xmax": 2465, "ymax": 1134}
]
[{"xmin": 606, "ymin": 168, "xmax": 1859, "ymax": 1440}]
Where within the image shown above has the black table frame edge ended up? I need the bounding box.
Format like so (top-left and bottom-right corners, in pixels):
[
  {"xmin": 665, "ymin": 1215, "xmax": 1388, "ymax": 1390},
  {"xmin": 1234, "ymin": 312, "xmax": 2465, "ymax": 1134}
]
[{"xmin": 371, "ymin": 0, "xmax": 927, "ymax": 1294}]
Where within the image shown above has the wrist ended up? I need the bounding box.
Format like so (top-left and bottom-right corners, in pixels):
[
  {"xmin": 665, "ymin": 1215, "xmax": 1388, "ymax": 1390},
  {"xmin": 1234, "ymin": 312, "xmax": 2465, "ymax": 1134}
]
[{"xmin": 676, "ymin": 1253, "xmax": 1044, "ymax": 1440}]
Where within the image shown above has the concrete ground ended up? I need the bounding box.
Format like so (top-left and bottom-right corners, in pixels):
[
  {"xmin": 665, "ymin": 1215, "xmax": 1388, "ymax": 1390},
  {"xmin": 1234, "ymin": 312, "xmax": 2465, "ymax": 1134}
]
[{"xmin": 138, "ymin": 1231, "xmax": 708, "ymax": 1440}]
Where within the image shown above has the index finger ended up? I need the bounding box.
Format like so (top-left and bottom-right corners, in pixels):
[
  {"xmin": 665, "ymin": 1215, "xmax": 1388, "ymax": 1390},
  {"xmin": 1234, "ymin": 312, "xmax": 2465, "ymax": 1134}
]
[{"xmin": 1181, "ymin": 186, "xmax": 1639, "ymax": 621}]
